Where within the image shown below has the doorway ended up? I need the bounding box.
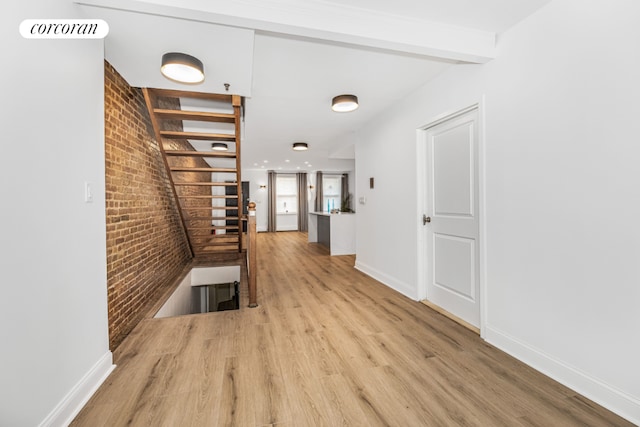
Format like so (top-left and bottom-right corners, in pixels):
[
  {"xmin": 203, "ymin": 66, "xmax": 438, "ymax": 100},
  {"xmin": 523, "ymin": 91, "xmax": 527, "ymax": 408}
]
[{"xmin": 417, "ymin": 105, "xmax": 483, "ymax": 332}]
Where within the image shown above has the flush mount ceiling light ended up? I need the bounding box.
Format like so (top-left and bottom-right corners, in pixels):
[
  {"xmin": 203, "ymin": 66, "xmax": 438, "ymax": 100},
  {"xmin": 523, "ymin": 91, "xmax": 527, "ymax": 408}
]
[
  {"xmin": 211, "ymin": 142, "xmax": 228, "ymax": 151},
  {"xmin": 292, "ymin": 142, "xmax": 308, "ymax": 151},
  {"xmin": 161, "ymin": 52, "xmax": 204, "ymax": 84},
  {"xmin": 331, "ymin": 94, "xmax": 358, "ymax": 112}
]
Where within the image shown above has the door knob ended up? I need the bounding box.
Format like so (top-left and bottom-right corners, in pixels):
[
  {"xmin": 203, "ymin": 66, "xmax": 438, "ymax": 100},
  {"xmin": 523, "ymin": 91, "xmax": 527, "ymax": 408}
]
[{"xmin": 423, "ymin": 214, "xmax": 431, "ymax": 225}]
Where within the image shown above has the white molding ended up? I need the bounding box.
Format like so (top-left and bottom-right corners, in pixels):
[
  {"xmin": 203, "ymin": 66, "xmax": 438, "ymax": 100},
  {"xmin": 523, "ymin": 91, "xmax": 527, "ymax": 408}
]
[
  {"xmin": 485, "ymin": 325, "xmax": 640, "ymax": 426},
  {"xmin": 415, "ymin": 102, "xmax": 486, "ymax": 335},
  {"xmin": 415, "ymin": 129, "xmax": 428, "ymax": 301},
  {"xmin": 75, "ymin": 0, "xmax": 495, "ymax": 63},
  {"xmin": 38, "ymin": 352, "xmax": 115, "ymax": 427},
  {"xmin": 476, "ymin": 95, "xmax": 488, "ymax": 340},
  {"xmin": 355, "ymin": 260, "xmax": 416, "ymax": 300}
]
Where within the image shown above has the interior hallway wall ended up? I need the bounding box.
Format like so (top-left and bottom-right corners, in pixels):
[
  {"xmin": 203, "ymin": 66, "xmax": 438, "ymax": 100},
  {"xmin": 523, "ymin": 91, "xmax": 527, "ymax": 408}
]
[
  {"xmin": 354, "ymin": 0, "xmax": 640, "ymax": 423},
  {"xmin": 104, "ymin": 62, "xmax": 194, "ymax": 349},
  {"xmin": 243, "ymin": 169, "xmax": 269, "ymax": 231},
  {"xmin": 0, "ymin": 1, "xmax": 111, "ymax": 425}
]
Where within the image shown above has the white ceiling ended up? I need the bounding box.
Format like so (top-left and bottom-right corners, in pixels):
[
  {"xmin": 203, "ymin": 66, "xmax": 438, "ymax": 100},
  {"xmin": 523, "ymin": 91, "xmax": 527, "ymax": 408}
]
[
  {"xmin": 323, "ymin": 0, "xmax": 552, "ymax": 33},
  {"xmin": 244, "ymin": 33, "xmax": 452, "ymax": 172},
  {"xmin": 78, "ymin": 0, "xmax": 552, "ymax": 172}
]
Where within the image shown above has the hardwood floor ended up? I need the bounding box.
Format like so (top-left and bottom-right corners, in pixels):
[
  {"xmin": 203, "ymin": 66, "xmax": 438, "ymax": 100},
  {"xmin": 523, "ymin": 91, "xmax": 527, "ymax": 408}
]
[{"xmin": 72, "ymin": 231, "xmax": 632, "ymax": 426}]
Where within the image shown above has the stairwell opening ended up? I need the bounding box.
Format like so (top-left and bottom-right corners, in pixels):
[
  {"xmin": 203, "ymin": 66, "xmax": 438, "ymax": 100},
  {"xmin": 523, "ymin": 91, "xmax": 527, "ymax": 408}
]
[{"xmin": 154, "ymin": 266, "xmax": 240, "ymax": 318}]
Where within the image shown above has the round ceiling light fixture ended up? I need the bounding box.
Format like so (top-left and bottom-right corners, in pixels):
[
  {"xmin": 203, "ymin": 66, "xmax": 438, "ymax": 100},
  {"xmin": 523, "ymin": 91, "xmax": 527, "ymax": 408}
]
[
  {"xmin": 161, "ymin": 52, "xmax": 204, "ymax": 84},
  {"xmin": 211, "ymin": 142, "xmax": 228, "ymax": 151},
  {"xmin": 292, "ymin": 142, "xmax": 308, "ymax": 151},
  {"xmin": 331, "ymin": 94, "xmax": 358, "ymax": 112}
]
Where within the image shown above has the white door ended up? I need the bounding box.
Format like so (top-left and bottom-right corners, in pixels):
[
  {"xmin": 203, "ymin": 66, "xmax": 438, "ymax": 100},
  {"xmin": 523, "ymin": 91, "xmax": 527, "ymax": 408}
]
[{"xmin": 424, "ymin": 108, "xmax": 480, "ymax": 328}]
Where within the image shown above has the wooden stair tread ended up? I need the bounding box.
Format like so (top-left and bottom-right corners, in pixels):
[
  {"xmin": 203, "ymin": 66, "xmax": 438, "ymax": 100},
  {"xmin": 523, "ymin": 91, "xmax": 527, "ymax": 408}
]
[
  {"xmin": 160, "ymin": 130, "xmax": 236, "ymax": 141},
  {"xmin": 185, "ymin": 217, "xmax": 240, "ymax": 221},
  {"xmin": 191, "ymin": 242, "xmax": 239, "ymax": 246},
  {"xmin": 188, "ymin": 226, "xmax": 239, "ymax": 231},
  {"xmin": 192, "ymin": 239, "xmax": 239, "ymax": 243},
  {"xmin": 173, "ymin": 182, "xmax": 237, "ymax": 186},
  {"xmin": 185, "ymin": 216, "xmax": 239, "ymax": 221},
  {"xmin": 181, "ymin": 206, "xmax": 239, "ymax": 210},
  {"xmin": 165, "ymin": 150, "xmax": 236, "ymax": 158},
  {"xmin": 193, "ymin": 243, "xmax": 239, "ymax": 247},
  {"xmin": 193, "ymin": 234, "xmax": 238, "ymax": 242},
  {"xmin": 170, "ymin": 166, "xmax": 237, "ymax": 173},
  {"xmin": 193, "ymin": 247, "xmax": 239, "ymax": 251},
  {"xmin": 154, "ymin": 109, "xmax": 235, "ymax": 123},
  {"xmin": 193, "ymin": 249, "xmax": 241, "ymax": 255},
  {"xmin": 179, "ymin": 195, "xmax": 238, "ymax": 199},
  {"xmin": 151, "ymin": 88, "xmax": 234, "ymax": 103}
]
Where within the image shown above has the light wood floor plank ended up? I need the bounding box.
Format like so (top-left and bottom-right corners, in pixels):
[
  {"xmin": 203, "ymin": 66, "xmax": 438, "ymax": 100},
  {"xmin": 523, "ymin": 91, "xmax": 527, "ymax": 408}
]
[{"xmin": 72, "ymin": 231, "xmax": 634, "ymax": 427}]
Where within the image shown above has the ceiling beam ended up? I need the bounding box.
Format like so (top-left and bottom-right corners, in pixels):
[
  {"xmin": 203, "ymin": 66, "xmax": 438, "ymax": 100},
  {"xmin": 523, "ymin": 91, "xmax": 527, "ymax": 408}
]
[{"xmin": 76, "ymin": 0, "xmax": 495, "ymax": 63}]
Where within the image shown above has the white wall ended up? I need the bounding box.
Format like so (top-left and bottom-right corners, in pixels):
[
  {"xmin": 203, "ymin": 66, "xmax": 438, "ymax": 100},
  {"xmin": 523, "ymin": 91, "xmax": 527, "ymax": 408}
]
[
  {"xmin": 0, "ymin": 2, "xmax": 112, "ymax": 426},
  {"xmin": 243, "ymin": 169, "xmax": 269, "ymax": 231},
  {"xmin": 276, "ymin": 213, "xmax": 298, "ymax": 231},
  {"xmin": 355, "ymin": 0, "xmax": 640, "ymax": 423},
  {"xmin": 154, "ymin": 271, "xmax": 193, "ymax": 318}
]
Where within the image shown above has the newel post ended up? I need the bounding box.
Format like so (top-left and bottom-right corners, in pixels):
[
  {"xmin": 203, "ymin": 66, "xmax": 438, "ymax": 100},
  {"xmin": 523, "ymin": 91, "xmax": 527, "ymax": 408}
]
[{"xmin": 247, "ymin": 201, "xmax": 258, "ymax": 307}]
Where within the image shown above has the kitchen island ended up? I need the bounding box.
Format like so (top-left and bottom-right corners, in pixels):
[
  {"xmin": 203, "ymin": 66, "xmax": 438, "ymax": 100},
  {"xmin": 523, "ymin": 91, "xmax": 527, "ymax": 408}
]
[{"xmin": 308, "ymin": 211, "xmax": 356, "ymax": 255}]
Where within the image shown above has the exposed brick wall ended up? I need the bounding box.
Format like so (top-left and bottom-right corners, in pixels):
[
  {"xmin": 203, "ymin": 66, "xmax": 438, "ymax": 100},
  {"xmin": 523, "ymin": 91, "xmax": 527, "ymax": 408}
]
[
  {"xmin": 104, "ymin": 61, "xmax": 194, "ymax": 350},
  {"xmin": 154, "ymin": 97, "xmax": 213, "ymax": 239}
]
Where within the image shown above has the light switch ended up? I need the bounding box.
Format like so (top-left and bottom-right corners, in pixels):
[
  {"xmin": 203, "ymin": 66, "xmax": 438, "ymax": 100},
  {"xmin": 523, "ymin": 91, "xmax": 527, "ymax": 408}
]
[
  {"xmin": 359, "ymin": 196, "xmax": 366, "ymax": 205},
  {"xmin": 84, "ymin": 181, "xmax": 94, "ymax": 203}
]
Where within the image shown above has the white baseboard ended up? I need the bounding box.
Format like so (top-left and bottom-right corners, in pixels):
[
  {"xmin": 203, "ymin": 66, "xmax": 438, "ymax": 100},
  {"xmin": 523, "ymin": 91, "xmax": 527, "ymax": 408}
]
[
  {"xmin": 485, "ymin": 325, "xmax": 640, "ymax": 426},
  {"xmin": 257, "ymin": 226, "xmax": 268, "ymax": 232},
  {"xmin": 39, "ymin": 351, "xmax": 115, "ymax": 427},
  {"xmin": 354, "ymin": 260, "xmax": 417, "ymax": 300},
  {"xmin": 353, "ymin": 260, "xmax": 639, "ymax": 424}
]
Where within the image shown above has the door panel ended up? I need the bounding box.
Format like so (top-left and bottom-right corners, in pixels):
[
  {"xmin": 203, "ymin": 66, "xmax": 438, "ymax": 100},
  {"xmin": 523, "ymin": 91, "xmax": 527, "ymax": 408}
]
[
  {"xmin": 433, "ymin": 233, "xmax": 475, "ymax": 300},
  {"xmin": 425, "ymin": 108, "xmax": 480, "ymax": 328},
  {"xmin": 433, "ymin": 125, "xmax": 473, "ymax": 217}
]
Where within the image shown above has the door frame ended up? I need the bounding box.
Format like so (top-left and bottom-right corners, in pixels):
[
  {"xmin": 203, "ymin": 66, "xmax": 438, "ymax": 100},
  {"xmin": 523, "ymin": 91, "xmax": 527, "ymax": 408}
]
[{"xmin": 415, "ymin": 100, "xmax": 488, "ymax": 337}]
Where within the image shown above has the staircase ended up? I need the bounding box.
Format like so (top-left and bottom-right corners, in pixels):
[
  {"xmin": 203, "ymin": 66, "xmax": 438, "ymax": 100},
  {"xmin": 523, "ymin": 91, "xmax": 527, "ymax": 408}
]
[{"xmin": 142, "ymin": 88, "xmax": 244, "ymax": 259}]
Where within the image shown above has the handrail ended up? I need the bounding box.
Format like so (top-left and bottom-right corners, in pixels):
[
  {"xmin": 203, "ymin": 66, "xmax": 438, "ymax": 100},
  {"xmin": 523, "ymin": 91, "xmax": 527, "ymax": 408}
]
[{"xmin": 247, "ymin": 201, "xmax": 258, "ymax": 307}]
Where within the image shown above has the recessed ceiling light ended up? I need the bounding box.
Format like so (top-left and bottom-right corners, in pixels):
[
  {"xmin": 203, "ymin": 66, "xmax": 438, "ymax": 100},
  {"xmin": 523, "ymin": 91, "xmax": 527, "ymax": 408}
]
[
  {"xmin": 292, "ymin": 142, "xmax": 308, "ymax": 151},
  {"xmin": 161, "ymin": 52, "xmax": 204, "ymax": 84},
  {"xmin": 211, "ymin": 142, "xmax": 228, "ymax": 151},
  {"xmin": 285, "ymin": 159, "xmax": 290, "ymax": 163},
  {"xmin": 263, "ymin": 160, "xmax": 269, "ymax": 163},
  {"xmin": 331, "ymin": 94, "xmax": 358, "ymax": 112}
]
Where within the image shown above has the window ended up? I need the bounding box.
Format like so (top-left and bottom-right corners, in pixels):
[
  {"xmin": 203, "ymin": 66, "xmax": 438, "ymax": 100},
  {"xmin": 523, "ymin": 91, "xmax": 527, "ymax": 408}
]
[
  {"xmin": 323, "ymin": 174, "xmax": 342, "ymax": 212},
  {"xmin": 276, "ymin": 174, "xmax": 297, "ymax": 214}
]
